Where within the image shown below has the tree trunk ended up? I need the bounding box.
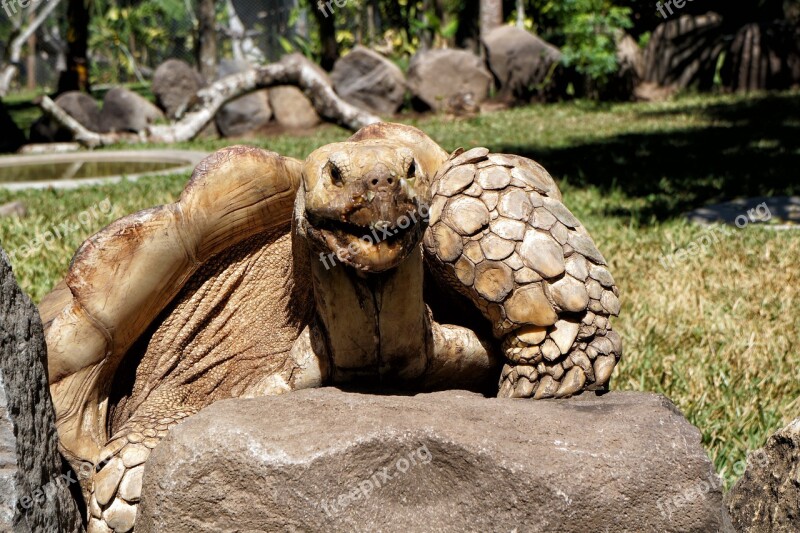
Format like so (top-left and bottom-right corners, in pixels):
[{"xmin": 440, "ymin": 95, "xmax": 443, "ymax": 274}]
[
  {"xmin": 196, "ymin": 0, "xmax": 218, "ymax": 80},
  {"xmin": 479, "ymin": 0, "xmax": 503, "ymax": 40},
  {"xmin": 57, "ymin": 0, "xmax": 90, "ymax": 93},
  {"xmin": 310, "ymin": 0, "xmax": 338, "ymax": 71}
]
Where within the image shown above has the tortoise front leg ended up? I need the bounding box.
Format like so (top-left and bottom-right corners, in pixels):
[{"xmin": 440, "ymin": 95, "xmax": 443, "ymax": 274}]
[
  {"xmin": 87, "ymin": 395, "xmax": 198, "ymax": 533},
  {"xmin": 423, "ymin": 149, "xmax": 623, "ymax": 399},
  {"xmin": 240, "ymin": 325, "xmax": 330, "ymax": 397},
  {"xmin": 422, "ymin": 320, "xmax": 500, "ymax": 391}
]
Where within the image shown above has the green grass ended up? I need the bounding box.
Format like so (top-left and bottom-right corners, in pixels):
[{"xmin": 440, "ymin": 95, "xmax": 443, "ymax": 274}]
[{"xmin": 2, "ymin": 90, "xmax": 799, "ymax": 489}]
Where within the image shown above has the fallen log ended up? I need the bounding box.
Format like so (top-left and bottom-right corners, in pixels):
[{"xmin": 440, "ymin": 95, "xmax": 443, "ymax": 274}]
[{"xmin": 38, "ymin": 54, "xmax": 381, "ymax": 148}]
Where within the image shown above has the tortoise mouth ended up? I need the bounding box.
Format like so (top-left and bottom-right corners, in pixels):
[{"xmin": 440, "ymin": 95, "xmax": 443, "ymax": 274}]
[{"xmin": 307, "ymin": 212, "xmax": 425, "ymax": 272}]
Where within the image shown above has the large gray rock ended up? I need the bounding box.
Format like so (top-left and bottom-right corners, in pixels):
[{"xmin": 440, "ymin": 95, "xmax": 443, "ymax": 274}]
[
  {"xmin": 100, "ymin": 87, "xmax": 165, "ymax": 133},
  {"xmin": 269, "ymin": 85, "xmax": 321, "ymax": 129},
  {"xmin": 483, "ymin": 26, "xmax": 563, "ymax": 102},
  {"xmin": 138, "ymin": 388, "xmax": 727, "ymax": 532},
  {"xmin": 0, "ymin": 249, "xmax": 83, "ymax": 532},
  {"xmin": 268, "ymin": 54, "xmax": 324, "ymax": 129},
  {"xmin": 214, "ymin": 59, "xmax": 272, "ymax": 138},
  {"xmin": 30, "ymin": 91, "xmax": 104, "ymax": 143},
  {"xmin": 331, "ymin": 46, "xmax": 406, "ymax": 115},
  {"xmin": 151, "ymin": 58, "xmax": 205, "ymax": 119},
  {"xmin": 407, "ymin": 49, "xmax": 492, "ymax": 112},
  {"xmin": 727, "ymin": 417, "xmax": 800, "ymax": 531}
]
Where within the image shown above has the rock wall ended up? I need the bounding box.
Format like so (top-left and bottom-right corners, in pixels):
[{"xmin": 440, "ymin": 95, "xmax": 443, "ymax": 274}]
[{"xmin": 0, "ymin": 249, "xmax": 84, "ymax": 532}]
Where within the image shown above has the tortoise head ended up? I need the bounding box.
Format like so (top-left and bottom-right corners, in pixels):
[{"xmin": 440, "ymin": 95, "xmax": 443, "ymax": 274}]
[{"xmin": 300, "ymin": 130, "xmax": 445, "ymax": 273}]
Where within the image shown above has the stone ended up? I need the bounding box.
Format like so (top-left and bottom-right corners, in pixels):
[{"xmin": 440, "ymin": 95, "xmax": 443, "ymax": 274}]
[
  {"xmin": 137, "ymin": 388, "xmax": 728, "ymax": 533},
  {"xmin": 520, "ymin": 230, "xmax": 565, "ymax": 279},
  {"xmin": 0, "ymin": 248, "xmax": 83, "ymax": 532},
  {"xmin": 0, "ymin": 100, "xmax": 25, "ymax": 153},
  {"xmin": 407, "ymin": 49, "xmax": 493, "ymax": 112},
  {"xmin": 727, "ymin": 418, "xmax": 800, "ymax": 532},
  {"xmin": 269, "ymin": 86, "xmax": 321, "ymax": 129},
  {"xmin": 152, "ymin": 59, "xmax": 205, "ymax": 119},
  {"xmin": 0, "ymin": 201, "xmax": 27, "ymax": 218},
  {"xmin": 100, "ymin": 87, "xmax": 165, "ymax": 133},
  {"xmin": 482, "ymin": 26, "xmax": 564, "ymax": 102},
  {"xmin": 331, "ymin": 46, "xmax": 406, "ymax": 115},
  {"xmin": 214, "ymin": 59, "xmax": 272, "ymax": 137},
  {"xmin": 443, "ymin": 197, "xmax": 489, "ymax": 236},
  {"xmin": 30, "ymin": 91, "xmax": 104, "ymax": 143}
]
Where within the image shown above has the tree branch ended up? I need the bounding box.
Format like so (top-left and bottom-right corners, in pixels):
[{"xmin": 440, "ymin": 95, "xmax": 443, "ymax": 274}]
[
  {"xmin": 0, "ymin": 0, "xmax": 64, "ymax": 97},
  {"xmin": 39, "ymin": 54, "xmax": 382, "ymax": 148}
]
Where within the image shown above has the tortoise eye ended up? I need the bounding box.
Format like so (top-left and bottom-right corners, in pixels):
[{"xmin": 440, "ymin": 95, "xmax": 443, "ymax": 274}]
[
  {"xmin": 329, "ymin": 163, "xmax": 343, "ymax": 186},
  {"xmin": 408, "ymin": 161, "xmax": 416, "ymax": 178}
]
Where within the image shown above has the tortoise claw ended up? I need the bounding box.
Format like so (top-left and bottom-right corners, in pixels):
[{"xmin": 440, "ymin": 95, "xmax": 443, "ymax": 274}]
[{"xmin": 554, "ymin": 367, "xmax": 587, "ymax": 398}]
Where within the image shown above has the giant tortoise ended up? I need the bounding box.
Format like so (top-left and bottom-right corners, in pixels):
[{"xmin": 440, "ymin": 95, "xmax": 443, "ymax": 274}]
[{"xmin": 40, "ymin": 123, "xmax": 621, "ymax": 532}]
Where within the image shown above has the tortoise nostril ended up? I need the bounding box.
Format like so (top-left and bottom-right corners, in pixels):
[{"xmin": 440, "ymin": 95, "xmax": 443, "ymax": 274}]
[
  {"xmin": 387, "ymin": 178, "xmax": 393, "ymax": 185},
  {"xmin": 371, "ymin": 179, "xmax": 379, "ymax": 186}
]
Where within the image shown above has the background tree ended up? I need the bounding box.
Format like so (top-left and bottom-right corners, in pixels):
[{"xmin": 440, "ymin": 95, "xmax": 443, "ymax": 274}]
[
  {"xmin": 58, "ymin": 0, "xmax": 90, "ymax": 93},
  {"xmin": 196, "ymin": 0, "xmax": 218, "ymax": 79}
]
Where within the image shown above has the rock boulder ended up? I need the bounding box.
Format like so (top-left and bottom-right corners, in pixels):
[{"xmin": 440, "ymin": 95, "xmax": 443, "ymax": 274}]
[
  {"xmin": 151, "ymin": 59, "xmax": 205, "ymax": 119},
  {"xmin": 483, "ymin": 26, "xmax": 563, "ymax": 102},
  {"xmin": 214, "ymin": 59, "xmax": 272, "ymax": 138},
  {"xmin": 30, "ymin": 91, "xmax": 104, "ymax": 143},
  {"xmin": 269, "ymin": 85, "xmax": 321, "ymax": 129},
  {"xmin": 138, "ymin": 388, "xmax": 727, "ymax": 532},
  {"xmin": 0, "ymin": 249, "xmax": 83, "ymax": 532},
  {"xmin": 727, "ymin": 417, "xmax": 800, "ymax": 531},
  {"xmin": 100, "ymin": 87, "xmax": 165, "ymax": 133},
  {"xmin": 407, "ymin": 49, "xmax": 492, "ymax": 112},
  {"xmin": 331, "ymin": 46, "xmax": 406, "ymax": 115}
]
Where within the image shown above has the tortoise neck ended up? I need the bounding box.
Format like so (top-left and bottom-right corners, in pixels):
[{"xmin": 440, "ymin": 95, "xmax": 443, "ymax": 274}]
[{"xmin": 309, "ymin": 246, "xmax": 430, "ymax": 386}]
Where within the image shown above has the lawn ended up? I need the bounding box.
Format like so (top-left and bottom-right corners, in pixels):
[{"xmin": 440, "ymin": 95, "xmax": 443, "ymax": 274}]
[{"xmin": 2, "ymin": 90, "xmax": 799, "ymax": 488}]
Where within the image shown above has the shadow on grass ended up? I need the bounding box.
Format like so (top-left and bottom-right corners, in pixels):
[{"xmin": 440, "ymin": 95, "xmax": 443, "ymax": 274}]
[{"xmin": 498, "ymin": 92, "xmax": 800, "ymax": 222}]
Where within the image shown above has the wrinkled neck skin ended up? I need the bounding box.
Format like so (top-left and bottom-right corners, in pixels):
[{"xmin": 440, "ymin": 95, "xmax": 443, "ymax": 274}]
[{"xmin": 294, "ymin": 188, "xmax": 431, "ymax": 388}]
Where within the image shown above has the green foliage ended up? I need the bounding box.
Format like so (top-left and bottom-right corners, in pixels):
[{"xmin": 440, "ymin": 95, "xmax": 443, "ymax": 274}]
[
  {"xmin": 88, "ymin": 0, "xmax": 196, "ymax": 84},
  {"xmin": 530, "ymin": 0, "xmax": 633, "ymax": 82}
]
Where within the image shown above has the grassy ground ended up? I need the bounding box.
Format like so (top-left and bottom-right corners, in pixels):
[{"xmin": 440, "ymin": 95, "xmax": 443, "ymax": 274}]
[{"xmin": 2, "ymin": 90, "xmax": 799, "ymax": 488}]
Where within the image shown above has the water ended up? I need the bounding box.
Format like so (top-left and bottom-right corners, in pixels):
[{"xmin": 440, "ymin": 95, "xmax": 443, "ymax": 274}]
[{"xmin": 0, "ymin": 160, "xmax": 184, "ymax": 184}]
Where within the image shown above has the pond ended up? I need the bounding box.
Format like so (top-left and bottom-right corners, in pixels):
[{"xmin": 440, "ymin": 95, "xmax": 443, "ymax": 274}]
[{"xmin": 0, "ymin": 150, "xmax": 208, "ymax": 191}]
